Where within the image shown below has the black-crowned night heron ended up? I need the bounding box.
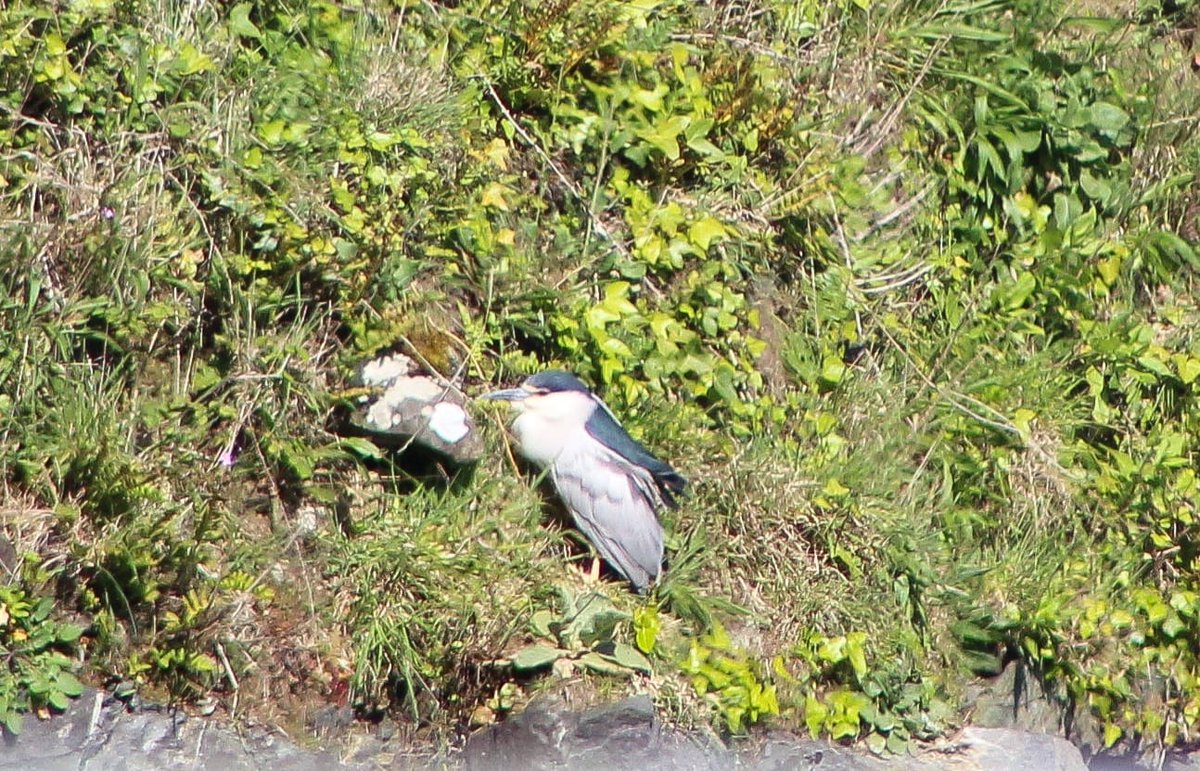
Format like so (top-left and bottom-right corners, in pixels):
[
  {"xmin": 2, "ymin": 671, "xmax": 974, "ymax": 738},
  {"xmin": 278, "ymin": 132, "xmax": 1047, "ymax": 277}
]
[{"xmin": 482, "ymin": 371, "xmax": 685, "ymax": 593}]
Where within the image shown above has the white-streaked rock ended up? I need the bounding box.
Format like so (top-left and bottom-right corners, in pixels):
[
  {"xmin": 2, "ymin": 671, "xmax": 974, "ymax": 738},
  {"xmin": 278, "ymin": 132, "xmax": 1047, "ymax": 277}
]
[
  {"xmin": 349, "ymin": 356, "xmax": 481, "ymax": 464},
  {"xmin": 357, "ymin": 353, "xmax": 413, "ymax": 389},
  {"xmin": 428, "ymin": 401, "xmax": 470, "ymax": 444}
]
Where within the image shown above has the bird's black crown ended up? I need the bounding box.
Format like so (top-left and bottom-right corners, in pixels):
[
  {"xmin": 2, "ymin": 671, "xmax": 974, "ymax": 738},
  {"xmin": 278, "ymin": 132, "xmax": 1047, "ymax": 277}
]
[{"xmin": 525, "ymin": 370, "xmax": 591, "ymax": 393}]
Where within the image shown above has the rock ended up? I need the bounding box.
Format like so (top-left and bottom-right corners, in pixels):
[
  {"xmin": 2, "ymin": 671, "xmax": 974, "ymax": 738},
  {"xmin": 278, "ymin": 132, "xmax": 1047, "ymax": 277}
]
[
  {"xmin": 1089, "ymin": 744, "xmax": 1200, "ymax": 771},
  {"xmin": 458, "ymin": 694, "xmax": 730, "ymax": 771},
  {"xmin": 750, "ymin": 734, "xmax": 888, "ymax": 770},
  {"xmin": 962, "ymin": 661, "xmax": 1066, "ymax": 736},
  {"xmin": 913, "ymin": 726, "xmax": 1088, "ymax": 770},
  {"xmin": 0, "ymin": 687, "xmax": 1124, "ymax": 771},
  {"xmin": 310, "ymin": 703, "xmax": 356, "ymax": 737},
  {"xmin": 348, "ymin": 353, "xmax": 482, "ymax": 465},
  {"xmin": 0, "ymin": 689, "xmax": 355, "ymax": 771}
]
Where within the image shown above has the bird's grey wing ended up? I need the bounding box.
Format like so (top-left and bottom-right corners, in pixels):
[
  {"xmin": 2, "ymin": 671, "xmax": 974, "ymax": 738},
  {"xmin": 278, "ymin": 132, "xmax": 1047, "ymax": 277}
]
[
  {"xmin": 550, "ymin": 441, "xmax": 665, "ymax": 593},
  {"xmin": 584, "ymin": 401, "xmax": 685, "ymax": 507}
]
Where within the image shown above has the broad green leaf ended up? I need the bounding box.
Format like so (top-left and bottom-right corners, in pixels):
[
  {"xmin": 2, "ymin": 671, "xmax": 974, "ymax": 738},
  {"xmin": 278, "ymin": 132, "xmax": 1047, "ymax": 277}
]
[
  {"xmin": 530, "ymin": 610, "xmax": 556, "ymax": 639},
  {"xmin": 633, "ymin": 606, "xmax": 659, "ymax": 654},
  {"xmin": 258, "ymin": 120, "xmax": 286, "ymax": 145},
  {"xmin": 1089, "ymin": 102, "xmax": 1129, "ymax": 132},
  {"xmin": 228, "ymin": 4, "xmax": 263, "ymax": 40},
  {"xmin": 846, "ymin": 632, "xmax": 868, "ymax": 680},
  {"xmin": 1177, "ymin": 357, "xmax": 1200, "ymax": 385},
  {"xmin": 578, "ymin": 651, "xmax": 632, "ymax": 676},
  {"xmin": 510, "ymin": 645, "xmax": 566, "ymax": 672},
  {"xmin": 1053, "ymin": 192, "xmax": 1082, "ymax": 229},
  {"xmin": 1161, "ymin": 614, "xmax": 1185, "ymax": 639},
  {"xmin": 1003, "ymin": 271, "xmax": 1037, "ymax": 310},
  {"xmin": 886, "ymin": 731, "xmax": 909, "ymax": 754},
  {"xmin": 1079, "ymin": 170, "xmax": 1112, "ymax": 203},
  {"xmin": 603, "ymin": 642, "xmax": 652, "ymax": 673},
  {"xmin": 1096, "ymin": 255, "xmax": 1121, "ymax": 286},
  {"xmin": 56, "ymin": 623, "xmax": 84, "ymax": 644},
  {"xmin": 804, "ymin": 695, "xmax": 828, "ymax": 738},
  {"xmin": 688, "ymin": 217, "xmax": 727, "ymax": 251},
  {"xmin": 820, "ymin": 356, "xmax": 846, "ymax": 385}
]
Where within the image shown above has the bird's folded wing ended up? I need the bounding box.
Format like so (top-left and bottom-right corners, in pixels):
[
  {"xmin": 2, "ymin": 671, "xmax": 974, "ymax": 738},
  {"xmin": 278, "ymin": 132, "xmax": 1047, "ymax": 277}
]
[{"xmin": 551, "ymin": 444, "xmax": 665, "ymax": 592}]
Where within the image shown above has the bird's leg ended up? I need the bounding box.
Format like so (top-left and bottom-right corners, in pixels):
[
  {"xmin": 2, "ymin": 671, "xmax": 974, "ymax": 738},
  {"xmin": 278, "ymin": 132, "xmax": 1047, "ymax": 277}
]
[{"xmin": 589, "ymin": 556, "xmax": 601, "ymax": 583}]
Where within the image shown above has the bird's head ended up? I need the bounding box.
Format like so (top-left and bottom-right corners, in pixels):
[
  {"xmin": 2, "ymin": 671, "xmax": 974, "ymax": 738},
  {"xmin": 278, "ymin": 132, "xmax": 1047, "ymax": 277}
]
[{"xmin": 480, "ymin": 370, "xmax": 595, "ymax": 420}]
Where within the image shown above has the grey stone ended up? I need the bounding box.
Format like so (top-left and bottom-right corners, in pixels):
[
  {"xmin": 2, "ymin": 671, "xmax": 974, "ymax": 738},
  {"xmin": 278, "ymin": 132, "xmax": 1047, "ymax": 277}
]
[
  {"xmin": 911, "ymin": 726, "xmax": 1087, "ymax": 770},
  {"xmin": 0, "ymin": 690, "xmax": 368, "ymax": 771},
  {"xmin": 348, "ymin": 354, "xmax": 482, "ymax": 465},
  {"xmin": 457, "ymin": 694, "xmax": 729, "ymax": 771},
  {"xmin": 750, "ymin": 735, "xmax": 888, "ymax": 770},
  {"xmin": 963, "ymin": 662, "xmax": 1067, "ymax": 736},
  {"xmin": 6, "ymin": 687, "xmax": 1180, "ymax": 771}
]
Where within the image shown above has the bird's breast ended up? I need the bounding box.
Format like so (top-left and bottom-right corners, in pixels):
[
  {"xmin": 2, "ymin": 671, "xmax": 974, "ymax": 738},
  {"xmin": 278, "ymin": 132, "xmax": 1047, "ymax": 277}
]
[{"xmin": 511, "ymin": 410, "xmax": 577, "ymax": 467}]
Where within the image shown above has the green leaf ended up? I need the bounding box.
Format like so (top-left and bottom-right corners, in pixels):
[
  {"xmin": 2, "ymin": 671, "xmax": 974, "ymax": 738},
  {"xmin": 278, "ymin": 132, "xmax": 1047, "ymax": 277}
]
[
  {"xmin": 1053, "ymin": 192, "xmax": 1082, "ymax": 229},
  {"xmin": 56, "ymin": 623, "xmax": 84, "ymax": 644},
  {"xmin": 55, "ymin": 672, "xmax": 85, "ymax": 698},
  {"xmin": 885, "ymin": 731, "xmax": 909, "ymax": 754},
  {"xmin": 603, "ymin": 642, "xmax": 653, "ymax": 673},
  {"xmin": 633, "ymin": 606, "xmax": 659, "ymax": 654},
  {"xmin": 688, "ymin": 217, "xmax": 727, "ymax": 251},
  {"xmin": 4, "ymin": 711, "xmax": 23, "ymax": 735},
  {"xmin": 846, "ymin": 633, "xmax": 868, "ymax": 680},
  {"xmin": 1161, "ymin": 614, "xmax": 1185, "ymax": 639},
  {"xmin": 804, "ymin": 694, "xmax": 828, "ymax": 738},
  {"xmin": 339, "ymin": 438, "xmax": 384, "ymax": 460},
  {"xmin": 820, "ymin": 357, "xmax": 846, "ymax": 385},
  {"xmin": 1079, "ymin": 170, "xmax": 1112, "ymax": 203},
  {"xmin": 530, "ymin": 610, "xmax": 556, "ymax": 639},
  {"xmin": 1177, "ymin": 357, "xmax": 1200, "ymax": 385},
  {"xmin": 228, "ymin": 3, "xmax": 263, "ymax": 40},
  {"xmin": 510, "ymin": 645, "xmax": 565, "ymax": 672},
  {"xmin": 578, "ymin": 651, "xmax": 633, "ymax": 676},
  {"xmin": 1088, "ymin": 102, "xmax": 1129, "ymax": 133},
  {"xmin": 1003, "ymin": 271, "xmax": 1037, "ymax": 311}
]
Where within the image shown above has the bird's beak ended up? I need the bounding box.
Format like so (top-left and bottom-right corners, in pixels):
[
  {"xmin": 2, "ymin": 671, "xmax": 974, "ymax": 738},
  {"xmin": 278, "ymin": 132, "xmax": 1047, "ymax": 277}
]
[{"xmin": 479, "ymin": 388, "xmax": 528, "ymax": 402}]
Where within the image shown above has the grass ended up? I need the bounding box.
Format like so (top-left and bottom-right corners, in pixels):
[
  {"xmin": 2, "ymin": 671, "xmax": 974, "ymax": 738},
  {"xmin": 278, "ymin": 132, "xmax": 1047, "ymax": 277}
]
[{"xmin": 1, "ymin": 0, "xmax": 1200, "ymax": 755}]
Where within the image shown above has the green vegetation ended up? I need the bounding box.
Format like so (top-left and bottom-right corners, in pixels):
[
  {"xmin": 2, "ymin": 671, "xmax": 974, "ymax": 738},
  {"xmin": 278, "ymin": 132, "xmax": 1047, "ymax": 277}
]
[{"xmin": 1, "ymin": 0, "xmax": 1199, "ymax": 757}]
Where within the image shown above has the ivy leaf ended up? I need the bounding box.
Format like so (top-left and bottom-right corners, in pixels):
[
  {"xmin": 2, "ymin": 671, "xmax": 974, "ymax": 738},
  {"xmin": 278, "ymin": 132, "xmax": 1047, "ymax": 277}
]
[
  {"xmin": 228, "ymin": 4, "xmax": 263, "ymax": 40},
  {"xmin": 1176, "ymin": 356, "xmax": 1200, "ymax": 385},
  {"xmin": 633, "ymin": 606, "xmax": 659, "ymax": 654},
  {"xmin": 688, "ymin": 217, "xmax": 727, "ymax": 251}
]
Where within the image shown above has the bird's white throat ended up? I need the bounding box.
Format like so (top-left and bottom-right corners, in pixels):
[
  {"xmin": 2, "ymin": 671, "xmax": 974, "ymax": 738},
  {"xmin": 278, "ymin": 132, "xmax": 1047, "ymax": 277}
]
[{"xmin": 509, "ymin": 390, "xmax": 596, "ymax": 467}]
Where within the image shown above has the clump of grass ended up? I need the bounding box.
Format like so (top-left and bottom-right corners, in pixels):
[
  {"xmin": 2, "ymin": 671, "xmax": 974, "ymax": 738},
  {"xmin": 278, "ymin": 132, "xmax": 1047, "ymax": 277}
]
[{"xmin": 327, "ymin": 471, "xmax": 556, "ymax": 720}]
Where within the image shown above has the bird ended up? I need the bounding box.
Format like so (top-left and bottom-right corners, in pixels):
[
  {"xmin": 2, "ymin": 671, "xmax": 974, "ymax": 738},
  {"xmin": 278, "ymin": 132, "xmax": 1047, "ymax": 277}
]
[{"xmin": 481, "ymin": 370, "xmax": 685, "ymax": 593}]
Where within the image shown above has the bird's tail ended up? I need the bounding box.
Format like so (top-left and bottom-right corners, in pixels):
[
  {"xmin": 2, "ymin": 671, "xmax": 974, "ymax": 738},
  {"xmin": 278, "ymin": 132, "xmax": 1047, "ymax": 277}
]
[{"xmin": 655, "ymin": 470, "xmax": 687, "ymax": 508}]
